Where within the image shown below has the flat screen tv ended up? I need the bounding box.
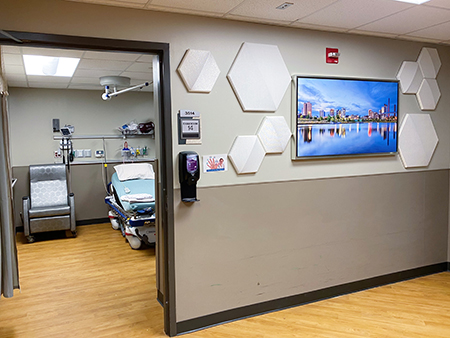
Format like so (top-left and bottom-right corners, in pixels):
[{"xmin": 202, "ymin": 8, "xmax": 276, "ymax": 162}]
[{"xmin": 292, "ymin": 75, "xmax": 399, "ymax": 160}]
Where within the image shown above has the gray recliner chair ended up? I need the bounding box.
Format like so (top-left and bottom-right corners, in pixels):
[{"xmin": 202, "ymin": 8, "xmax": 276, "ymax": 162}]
[{"xmin": 22, "ymin": 164, "xmax": 76, "ymax": 243}]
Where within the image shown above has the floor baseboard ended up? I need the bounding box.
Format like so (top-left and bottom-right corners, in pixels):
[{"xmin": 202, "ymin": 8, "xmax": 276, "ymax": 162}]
[{"xmin": 177, "ymin": 262, "xmax": 448, "ymax": 335}]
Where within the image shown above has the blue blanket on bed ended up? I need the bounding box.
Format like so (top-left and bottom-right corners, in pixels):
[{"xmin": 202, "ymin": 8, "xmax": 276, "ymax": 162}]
[{"xmin": 111, "ymin": 172, "xmax": 156, "ymax": 212}]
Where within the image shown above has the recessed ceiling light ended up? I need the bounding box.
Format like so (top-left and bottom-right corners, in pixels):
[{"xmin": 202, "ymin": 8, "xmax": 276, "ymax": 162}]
[
  {"xmin": 23, "ymin": 55, "xmax": 80, "ymax": 77},
  {"xmin": 276, "ymin": 2, "xmax": 294, "ymax": 10},
  {"xmin": 392, "ymin": 0, "xmax": 430, "ymax": 4}
]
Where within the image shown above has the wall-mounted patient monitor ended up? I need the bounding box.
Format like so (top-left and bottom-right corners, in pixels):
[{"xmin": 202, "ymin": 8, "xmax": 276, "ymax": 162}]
[
  {"xmin": 60, "ymin": 127, "xmax": 72, "ymax": 137},
  {"xmin": 178, "ymin": 151, "xmax": 200, "ymax": 202}
]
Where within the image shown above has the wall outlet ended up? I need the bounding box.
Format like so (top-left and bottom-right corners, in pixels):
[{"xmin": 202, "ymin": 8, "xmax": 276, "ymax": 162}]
[
  {"xmin": 75, "ymin": 149, "xmax": 84, "ymax": 158},
  {"xmin": 84, "ymin": 149, "xmax": 92, "ymax": 157}
]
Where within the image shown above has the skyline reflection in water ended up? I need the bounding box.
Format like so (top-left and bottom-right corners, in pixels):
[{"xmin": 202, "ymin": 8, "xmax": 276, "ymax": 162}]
[{"xmin": 297, "ymin": 122, "xmax": 397, "ymax": 157}]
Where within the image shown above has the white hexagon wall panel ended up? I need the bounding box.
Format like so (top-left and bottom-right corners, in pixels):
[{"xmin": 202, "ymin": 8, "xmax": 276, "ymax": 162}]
[
  {"xmin": 177, "ymin": 49, "xmax": 220, "ymax": 93},
  {"xmin": 227, "ymin": 42, "xmax": 291, "ymax": 112},
  {"xmin": 396, "ymin": 61, "xmax": 423, "ymax": 94},
  {"xmin": 399, "ymin": 114, "xmax": 438, "ymax": 168},
  {"xmin": 228, "ymin": 135, "xmax": 265, "ymax": 174},
  {"xmin": 417, "ymin": 47, "xmax": 441, "ymax": 79},
  {"xmin": 257, "ymin": 116, "xmax": 292, "ymax": 153},
  {"xmin": 416, "ymin": 79, "xmax": 441, "ymax": 111}
]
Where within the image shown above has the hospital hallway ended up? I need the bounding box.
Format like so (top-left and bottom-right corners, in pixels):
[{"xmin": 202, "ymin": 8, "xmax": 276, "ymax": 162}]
[{"xmin": 1, "ymin": 223, "xmax": 450, "ymax": 338}]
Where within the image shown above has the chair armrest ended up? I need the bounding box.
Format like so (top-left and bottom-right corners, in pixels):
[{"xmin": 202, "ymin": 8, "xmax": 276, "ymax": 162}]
[
  {"xmin": 22, "ymin": 196, "xmax": 30, "ymax": 236},
  {"xmin": 69, "ymin": 193, "xmax": 76, "ymax": 232}
]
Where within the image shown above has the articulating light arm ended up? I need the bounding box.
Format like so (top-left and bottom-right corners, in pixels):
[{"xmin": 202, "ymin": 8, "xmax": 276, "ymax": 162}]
[{"xmin": 102, "ymin": 81, "xmax": 152, "ymax": 101}]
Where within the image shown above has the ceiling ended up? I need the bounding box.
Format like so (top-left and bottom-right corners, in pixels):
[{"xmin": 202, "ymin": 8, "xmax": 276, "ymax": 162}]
[
  {"xmin": 0, "ymin": 45, "xmax": 154, "ymax": 91},
  {"xmin": 66, "ymin": 0, "xmax": 450, "ymax": 44},
  {"xmin": 2, "ymin": 0, "xmax": 450, "ymax": 91}
]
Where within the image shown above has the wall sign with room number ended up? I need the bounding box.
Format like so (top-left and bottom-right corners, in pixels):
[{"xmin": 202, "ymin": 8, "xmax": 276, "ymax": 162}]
[
  {"xmin": 178, "ymin": 110, "xmax": 202, "ymax": 144},
  {"xmin": 181, "ymin": 120, "xmax": 200, "ymax": 138}
]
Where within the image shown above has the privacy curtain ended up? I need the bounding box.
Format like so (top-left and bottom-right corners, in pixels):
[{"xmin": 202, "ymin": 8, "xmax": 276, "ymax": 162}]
[{"xmin": 0, "ymin": 69, "xmax": 20, "ymax": 298}]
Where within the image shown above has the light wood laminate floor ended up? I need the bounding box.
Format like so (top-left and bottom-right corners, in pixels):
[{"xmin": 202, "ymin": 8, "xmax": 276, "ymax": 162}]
[{"xmin": 1, "ymin": 223, "xmax": 449, "ymax": 337}]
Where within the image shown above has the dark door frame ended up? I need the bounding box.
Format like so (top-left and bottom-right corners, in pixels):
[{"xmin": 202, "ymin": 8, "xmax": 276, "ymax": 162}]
[{"xmin": 0, "ymin": 30, "xmax": 176, "ymax": 336}]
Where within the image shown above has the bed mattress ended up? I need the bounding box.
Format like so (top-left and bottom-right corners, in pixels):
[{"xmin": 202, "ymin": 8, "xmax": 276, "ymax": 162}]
[{"xmin": 111, "ymin": 172, "xmax": 156, "ymax": 212}]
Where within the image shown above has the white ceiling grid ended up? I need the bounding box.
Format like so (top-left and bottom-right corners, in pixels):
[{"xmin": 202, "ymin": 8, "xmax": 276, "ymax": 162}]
[
  {"xmin": 3, "ymin": 0, "xmax": 450, "ymax": 90},
  {"xmin": 0, "ymin": 46, "xmax": 154, "ymax": 91},
  {"xmin": 64, "ymin": 0, "xmax": 450, "ymax": 44}
]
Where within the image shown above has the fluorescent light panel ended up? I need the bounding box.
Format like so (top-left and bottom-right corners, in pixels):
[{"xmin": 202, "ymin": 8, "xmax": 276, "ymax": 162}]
[
  {"xmin": 23, "ymin": 55, "xmax": 80, "ymax": 77},
  {"xmin": 393, "ymin": 0, "xmax": 430, "ymax": 4}
]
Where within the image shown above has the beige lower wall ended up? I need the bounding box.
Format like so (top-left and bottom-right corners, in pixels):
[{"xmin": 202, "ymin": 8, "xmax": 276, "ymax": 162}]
[{"xmin": 174, "ymin": 170, "xmax": 449, "ymax": 322}]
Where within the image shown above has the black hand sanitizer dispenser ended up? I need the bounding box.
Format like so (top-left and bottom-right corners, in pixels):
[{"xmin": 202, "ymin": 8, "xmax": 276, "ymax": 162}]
[{"xmin": 179, "ymin": 151, "xmax": 200, "ymax": 202}]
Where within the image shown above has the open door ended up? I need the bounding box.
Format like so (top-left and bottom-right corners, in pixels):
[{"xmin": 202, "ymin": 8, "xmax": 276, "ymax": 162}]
[{"xmin": 0, "ymin": 31, "xmax": 176, "ymax": 336}]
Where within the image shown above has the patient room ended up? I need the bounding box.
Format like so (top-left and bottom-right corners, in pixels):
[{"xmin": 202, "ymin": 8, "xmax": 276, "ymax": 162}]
[
  {"xmin": 3, "ymin": 45, "xmax": 159, "ymax": 244},
  {"xmin": 0, "ymin": 44, "xmax": 166, "ymax": 333}
]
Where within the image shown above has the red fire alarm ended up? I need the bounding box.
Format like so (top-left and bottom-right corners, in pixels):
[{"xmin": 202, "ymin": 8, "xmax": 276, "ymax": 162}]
[{"xmin": 326, "ymin": 48, "xmax": 340, "ymax": 64}]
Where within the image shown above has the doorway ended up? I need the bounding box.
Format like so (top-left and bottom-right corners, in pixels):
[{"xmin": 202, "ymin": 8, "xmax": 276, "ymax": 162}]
[{"xmin": 0, "ymin": 30, "xmax": 175, "ymax": 336}]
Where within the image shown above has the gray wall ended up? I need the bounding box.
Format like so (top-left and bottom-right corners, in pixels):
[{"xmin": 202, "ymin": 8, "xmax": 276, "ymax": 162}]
[
  {"xmin": 8, "ymin": 88, "xmax": 155, "ymax": 167},
  {"xmin": 1, "ymin": 0, "xmax": 450, "ymax": 329},
  {"xmin": 8, "ymin": 88, "xmax": 155, "ymax": 224},
  {"xmin": 175, "ymin": 170, "xmax": 449, "ymax": 321}
]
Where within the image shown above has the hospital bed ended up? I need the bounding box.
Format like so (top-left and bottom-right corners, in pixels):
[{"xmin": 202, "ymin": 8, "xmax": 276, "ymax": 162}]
[{"xmin": 105, "ymin": 163, "xmax": 156, "ymax": 249}]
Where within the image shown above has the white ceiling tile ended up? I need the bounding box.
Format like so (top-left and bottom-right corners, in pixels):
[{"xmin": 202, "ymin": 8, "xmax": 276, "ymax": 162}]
[
  {"xmin": 28, "ymin": 82, "xmax": 70, "ymax": 89},
  {"xmin": 115, "ymin": 0, "xmax": 148, "ymax": 4},
  {"xmin": 3, "ymin": 65, "xmax": 25, "ymax": 75},
  {"xmin": 355, "ymin": 6, "xmax": 450, "ymax": 35},
  {"xmin": 21, "ymin": 46, "xmax": 84, "ymax": 58},
  {"xmin": 349, "ymin": 29, "xmax": 398, "ymax": 39},
  {"xmin": 4, "ymin": 74, "xmax": 27, "ymax": 82},
  {"xmin": 297, "ymin": 0, "xmax": 413, "ymax": 30},
  {"xmin": 424, "ymin": 0, "xmax": 450, "ymax": 10},
  {"xmin": 136, "ymin": 55, "xmax": 154, "ymax": 62},
  {"xmin": 71, "ymin": 0, "xmax": 145, "ymax": 8},
  {"xmin": 120, "ymin": 71, "xmax": 153, "ymax": 81},
  {"xmin": 148, "ymin": 0, "xmax": 245, "ymax": 14},
  {"xmin": 2, "ymin": 54, "xmax": 23, "ymax": 66},
  {"xmin": 225, "ymin": 14, "xmax": 294, "ymax": 25},
  {"xmin": 290, "ymin": 21, "xmax": 348, "ymax": 32},
  {"xmin": 77, "ymin": 59, "xmax": 133, "ymax": 71},
  {"xmin": 404, "ymin": 20, "xmax": 450, "ymax": 41},
  {"xmin": 70, "ymin": 76, "xmax": 103, "ymax": 84},
  {"xmin": 27, "ymin": 76, "xmax": 71, "ymax": 84},
  {"xmin": 1, "ymin": 46, "xmax": 21, "ymax": 54},
  {"xmin": 73, "ymin": 69, "xmax": 121, "ymax": 78},
  {"xmin": 145, "ymin": 4, "xmax": 225, "ymax": 17},
  {"xmin": 7, "ymin": 81, "xmax": 28, "ymax": 88},
  {"xmin": 68, "ymin": 84, "xmax": 104, "ymax": 90},
  {"xmin": 228, "ymin": 0, "xmax": 338, "ymax": 22},
  {"xmin": 83, "ymin": 50, "xmax": 141, "ymax": 61},
  {"xmin": 398, "ymin": 34, "xmax": 443, "ymax": 44},
  {"xmin": 125, "ymin": 62, "xmax": 152, "ymax": 73}
]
